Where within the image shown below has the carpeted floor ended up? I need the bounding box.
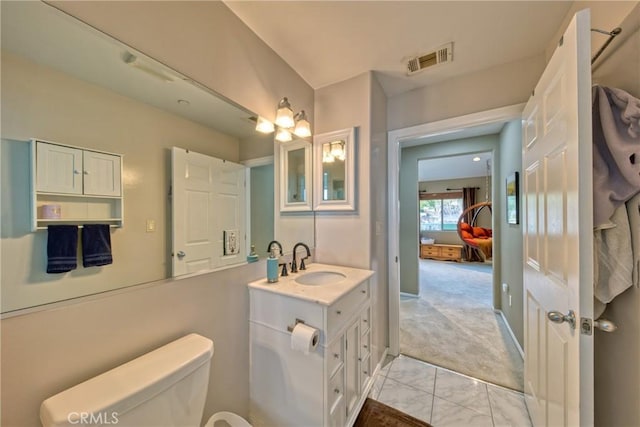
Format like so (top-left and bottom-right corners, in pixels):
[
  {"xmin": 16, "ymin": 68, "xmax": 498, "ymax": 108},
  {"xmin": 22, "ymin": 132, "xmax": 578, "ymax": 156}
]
[{"xmin": 400, "ymin": 259, "xmax": 524, "ymax": 391}]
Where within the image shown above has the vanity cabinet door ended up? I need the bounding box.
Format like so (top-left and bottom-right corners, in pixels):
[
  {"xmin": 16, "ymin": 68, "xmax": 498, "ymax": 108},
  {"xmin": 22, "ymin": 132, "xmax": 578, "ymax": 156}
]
[
  {"xmin": 344, "ymin": 319, "xmax": 360, "ymax": 417},
  {"xmin": 83, "ymin": 150, "xmax": 122, "ymax": 196},
  {"xmin": 36, "ymin": 141, "xmax": 83, "ymax": 194}
]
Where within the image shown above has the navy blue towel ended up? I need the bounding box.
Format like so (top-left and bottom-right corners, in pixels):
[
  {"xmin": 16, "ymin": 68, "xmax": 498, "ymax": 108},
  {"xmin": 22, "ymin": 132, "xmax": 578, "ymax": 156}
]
[
  {"xmin": 47, "ymin": 225, "xmax": 78, "ymax": 274},
  {"xmin": 82, "ymin": 224, "xmax": 113, "ymax": 267}
]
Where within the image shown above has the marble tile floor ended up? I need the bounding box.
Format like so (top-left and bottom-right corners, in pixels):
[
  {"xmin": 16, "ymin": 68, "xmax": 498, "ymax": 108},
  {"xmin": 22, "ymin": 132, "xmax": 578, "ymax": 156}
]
[{"xmin": 369, "ymin": 354, "xmax": 532, "ymax": 427}]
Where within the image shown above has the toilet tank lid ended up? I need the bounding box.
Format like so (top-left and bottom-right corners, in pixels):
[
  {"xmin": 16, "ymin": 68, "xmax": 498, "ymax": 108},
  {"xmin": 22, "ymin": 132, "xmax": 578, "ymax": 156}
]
[{"xmin": 40, "ymin": 334, "xmax": 214, "ymax": 427}]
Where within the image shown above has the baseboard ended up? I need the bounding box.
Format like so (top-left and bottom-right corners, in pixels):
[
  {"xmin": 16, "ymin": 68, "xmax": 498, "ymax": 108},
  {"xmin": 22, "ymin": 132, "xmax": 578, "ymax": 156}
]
[
  {"xmin": 400, "ymin": 291, "xmax": 419, "ymax": 298},
  {"xmin": 495, "ymin": 309, "xmax": 524, "ymax": 359}
]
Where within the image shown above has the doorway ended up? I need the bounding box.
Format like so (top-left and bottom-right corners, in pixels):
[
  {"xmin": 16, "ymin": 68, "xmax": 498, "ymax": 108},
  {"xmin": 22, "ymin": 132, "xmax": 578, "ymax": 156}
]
[{"xmin": 388, "ymin": 104, "xmax": 525, "ymax": 387}]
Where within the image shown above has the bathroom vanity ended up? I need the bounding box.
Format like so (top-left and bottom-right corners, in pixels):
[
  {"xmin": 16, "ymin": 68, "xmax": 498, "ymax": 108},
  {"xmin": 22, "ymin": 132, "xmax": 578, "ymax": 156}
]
[{"xmin": 248, "ymin": 263, "xmax": 375, "ymax": 427}]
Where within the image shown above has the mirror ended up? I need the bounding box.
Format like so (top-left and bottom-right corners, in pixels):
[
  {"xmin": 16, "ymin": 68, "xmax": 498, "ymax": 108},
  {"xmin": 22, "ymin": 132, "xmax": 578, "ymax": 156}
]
[
  {"xmin": 0, "ymin": 1, "xmax": 308, "ymax": 313},
  {"xmin": 313, "ymin": 127, "xmax": 357, "ymax": 211},
  {"xmin": 279, "ymin": 139, "xmax": 312, "ymax": 212}
]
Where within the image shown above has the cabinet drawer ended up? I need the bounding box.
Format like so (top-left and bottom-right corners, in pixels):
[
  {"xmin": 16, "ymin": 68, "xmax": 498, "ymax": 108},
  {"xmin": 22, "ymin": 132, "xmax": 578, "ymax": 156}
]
[
  {"xmin": 360, "ymin": 306, "xmax": 370, "ymax": 335},
  {"xmin": 327, "ymin": 335, "xmax": 344, "ymax": 379},
  {"xmin": 442, "ymin": 248, "xmax": 460, "ymax": 256},
  {"xmin": 328, "ymin": 365, "xmax": 344, "ymax": 413},
  {"xmin": 327, "ymin": 281, "xmax": 369, "ymax": 337},
  {"xmin": 422, "ymin": 247, "xmax": 439, "ymax": 256}
]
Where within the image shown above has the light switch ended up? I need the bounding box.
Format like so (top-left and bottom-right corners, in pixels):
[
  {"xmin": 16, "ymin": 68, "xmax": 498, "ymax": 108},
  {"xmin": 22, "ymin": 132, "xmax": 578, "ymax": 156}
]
[{"xmin": 146, "ymin": 219, "xmax": 156, "ymax": 232}]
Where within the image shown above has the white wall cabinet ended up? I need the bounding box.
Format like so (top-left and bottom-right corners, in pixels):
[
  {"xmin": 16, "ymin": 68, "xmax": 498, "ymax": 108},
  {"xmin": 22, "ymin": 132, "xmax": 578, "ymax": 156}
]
[
  {"xmin": 249, "ymin": 279, "xmax": 372, "ymax": 427},
  {"xmin": 31, "ymin": 139, "xmax": 123, "ymax": 230}
]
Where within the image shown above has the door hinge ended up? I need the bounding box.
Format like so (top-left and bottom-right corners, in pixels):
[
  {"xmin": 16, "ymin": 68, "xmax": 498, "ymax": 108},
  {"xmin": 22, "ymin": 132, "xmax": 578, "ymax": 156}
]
[{"xmin": 580, "ymin": 317, "xmax": 593, "ymax": 335}]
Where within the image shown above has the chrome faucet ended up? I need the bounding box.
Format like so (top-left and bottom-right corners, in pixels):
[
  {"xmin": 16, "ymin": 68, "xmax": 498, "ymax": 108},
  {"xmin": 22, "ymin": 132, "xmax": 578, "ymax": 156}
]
[
  {"xmin": 267, "ymin": 240, "xmax": 288, "ymax": 276},
  {"xmin": 291, "ymin": 242, "xmax": 311, "ymax": 273}
]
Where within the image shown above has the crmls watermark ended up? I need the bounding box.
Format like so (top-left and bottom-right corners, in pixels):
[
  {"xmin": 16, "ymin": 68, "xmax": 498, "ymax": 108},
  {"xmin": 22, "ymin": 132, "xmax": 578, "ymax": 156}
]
[{"xmin": 67, "ymin": 412, "xmax": 119, "ymax": 425}]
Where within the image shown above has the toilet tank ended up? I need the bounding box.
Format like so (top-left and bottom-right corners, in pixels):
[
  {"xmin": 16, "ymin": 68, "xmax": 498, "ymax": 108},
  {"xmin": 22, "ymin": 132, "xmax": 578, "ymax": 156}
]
[{"xmin": 40, "ymin": 334, "xmax": 214, "ymax": 427}]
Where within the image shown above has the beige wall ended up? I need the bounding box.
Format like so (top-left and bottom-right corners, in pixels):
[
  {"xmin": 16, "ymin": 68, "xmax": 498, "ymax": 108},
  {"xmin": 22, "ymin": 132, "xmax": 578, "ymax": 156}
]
[
  {"xmin": 1, "ymin": 1, "xmax": 313, "ymax": 425},
  {"xmin": 592, "ymin": 4, "xmax": 640, "ymax": 426},
  {"xmin": 369, "ymin": 73, "xmax": 389, "ymax": 367},
  {"xmin": 314, "ymin": 73, "xmax": 371, "ymax": 269},
  {"xmin": 1, "ymin": 262, "xmax": 263, "ymax": 427},
  {"xmin": 387, "ymin": 55, "xmax": 544, "ymax": 131}
]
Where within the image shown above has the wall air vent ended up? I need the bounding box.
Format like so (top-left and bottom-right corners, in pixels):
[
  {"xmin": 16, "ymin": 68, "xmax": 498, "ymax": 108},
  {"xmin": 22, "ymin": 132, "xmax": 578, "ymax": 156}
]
[{"xmin": 406, "ymin": 43, "xmax": 453, "ymax": 76}]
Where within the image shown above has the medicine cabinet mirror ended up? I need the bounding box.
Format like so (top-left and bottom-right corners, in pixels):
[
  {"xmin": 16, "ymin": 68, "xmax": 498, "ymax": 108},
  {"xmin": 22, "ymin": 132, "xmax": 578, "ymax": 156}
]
[
  {"xmin": 279, "ymin": 139, "xmax": 312, "ymax": 212},
  {"xmin": 313, "ymin": 127, "xmax": 356, "ymax": 211}
]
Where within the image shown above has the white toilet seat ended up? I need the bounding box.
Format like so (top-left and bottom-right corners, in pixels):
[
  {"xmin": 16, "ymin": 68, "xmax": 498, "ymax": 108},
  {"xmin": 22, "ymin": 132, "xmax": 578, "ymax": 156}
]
[{"xmin": 204, "ymin": 411, "xmax": 252, "ymax": 427}]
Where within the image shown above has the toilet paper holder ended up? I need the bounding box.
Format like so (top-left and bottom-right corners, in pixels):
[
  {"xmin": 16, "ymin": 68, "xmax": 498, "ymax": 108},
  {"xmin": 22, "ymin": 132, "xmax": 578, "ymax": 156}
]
[{"xmin": 287, "ymin": 318, "xmax": 306, "ymax": 332}]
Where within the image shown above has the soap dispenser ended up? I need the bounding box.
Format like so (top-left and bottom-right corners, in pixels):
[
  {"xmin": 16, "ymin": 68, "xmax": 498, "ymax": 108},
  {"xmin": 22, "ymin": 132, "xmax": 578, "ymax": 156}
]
[{"xmin": 267, "ymin": 248, "xmax": 279, "ymax": 283}]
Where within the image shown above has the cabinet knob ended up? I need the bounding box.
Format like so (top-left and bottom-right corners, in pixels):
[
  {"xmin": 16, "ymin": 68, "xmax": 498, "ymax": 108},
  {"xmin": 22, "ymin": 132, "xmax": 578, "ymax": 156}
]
[
  {"xmin": 336, "ymin": 310, "xmax": 342, "ymax": 315},
  {"xmin": 334, "ymin": 353, "xmax": 339, "ymax": 359},
  {"xmin": 363, "ymin": 319, "xmax": 368, "ymax": 323},
  {"xmin": 363, "ymin": 345, "xmax": 368, "ymax": 349},
  {"xmin": 73, "ymin": 170, "xmax": 80, "ymax": 175},
  {"xmin": 83, "ymin": 170, "xmax": 89, "ymax": 175},
  {"xmin": 334, "ymin": 388, "xmax": 340, "ymax": 394},
  {"xmin": 364, "ymin": 371, "xmax": 368, "ymax": 375},
  {"xmin": 358, "ymin": 357, "xmax": 362, "ymax": 362},
  {"xmin": 361, "ymin": 290, "xmax": 366, "ymax": 294}
]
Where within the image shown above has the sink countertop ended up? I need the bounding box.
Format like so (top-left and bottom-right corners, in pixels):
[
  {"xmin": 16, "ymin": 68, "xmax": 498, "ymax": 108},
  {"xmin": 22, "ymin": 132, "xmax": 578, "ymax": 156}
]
[{"xmin": 248, "ymin": 263, "xmax": 375, "ymax": 306}]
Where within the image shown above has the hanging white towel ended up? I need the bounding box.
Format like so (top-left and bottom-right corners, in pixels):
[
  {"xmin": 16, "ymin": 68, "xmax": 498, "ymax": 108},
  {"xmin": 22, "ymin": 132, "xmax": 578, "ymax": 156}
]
[
  {"xmin": 594, "ymin": 203, "xmax": 633, "ymax": 318},
  {"xmin": 627, "ymin": 192, "xmax": 640, "ymax": 288}
]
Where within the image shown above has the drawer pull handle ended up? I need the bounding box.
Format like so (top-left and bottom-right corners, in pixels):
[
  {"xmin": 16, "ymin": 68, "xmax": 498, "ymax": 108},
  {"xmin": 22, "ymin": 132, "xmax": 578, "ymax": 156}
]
[
  {"xmin": 336, "ymin": 310, "xmax": 342, "ymax": 315},
  {"xmin": 334, "ymin": 353, "xmax": 340, "ymax": 359},
  {"xmin": 334, "ymin": 388, "xmax": 340, "ymax": 394}
]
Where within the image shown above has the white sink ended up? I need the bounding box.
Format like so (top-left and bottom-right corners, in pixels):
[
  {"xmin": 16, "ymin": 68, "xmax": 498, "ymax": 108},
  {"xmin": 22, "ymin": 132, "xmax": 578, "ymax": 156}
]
[{"xmin": 295, "ymin": 271, "xmax": 346, "ymax": 286}]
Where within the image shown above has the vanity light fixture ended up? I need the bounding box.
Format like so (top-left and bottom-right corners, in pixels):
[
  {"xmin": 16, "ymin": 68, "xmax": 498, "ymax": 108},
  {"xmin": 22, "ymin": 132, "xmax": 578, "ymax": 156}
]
[
  {"xmin": 275, "ymin": 127, "xmax": 293, "ymax": 142},
  {"xmin": 275, "ymin": 97, "xmax": 295, "ymax": 128},
  {"xmin": 255, "ymin": 116, "xmax": 275, "ymax": 133},
  {"xmin": 293, "ymin": 110, "xmax": 311, "ymax": 138},
  {"xmin": 330, "ymin": 141, "xmax": 346, "ymax": 161}
]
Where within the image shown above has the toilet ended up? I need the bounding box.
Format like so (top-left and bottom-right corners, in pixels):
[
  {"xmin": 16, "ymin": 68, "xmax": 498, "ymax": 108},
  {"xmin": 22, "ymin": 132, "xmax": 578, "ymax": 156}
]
[{"xmin": 40, "ymin": 334, "xmax": 251, "ymax": 427}]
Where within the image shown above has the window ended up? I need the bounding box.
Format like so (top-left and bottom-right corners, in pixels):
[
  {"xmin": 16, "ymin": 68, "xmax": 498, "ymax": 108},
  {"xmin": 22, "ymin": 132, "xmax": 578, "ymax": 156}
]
[{"xmin": 419, "ymin": 192, "xmax": 463, "ymax": 231}]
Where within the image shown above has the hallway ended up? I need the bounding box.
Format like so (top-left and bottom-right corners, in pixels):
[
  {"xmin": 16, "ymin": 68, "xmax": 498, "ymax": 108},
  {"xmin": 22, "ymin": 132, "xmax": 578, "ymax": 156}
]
[{"xmin": 400, "ymin": 259, "xmax": 523, "ymax": 391}]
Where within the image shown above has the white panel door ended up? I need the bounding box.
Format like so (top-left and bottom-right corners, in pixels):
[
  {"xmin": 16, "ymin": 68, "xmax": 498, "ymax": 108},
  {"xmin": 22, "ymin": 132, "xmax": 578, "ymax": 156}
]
[
  {"xmin": 172, "ymin": 147, "xmax": 217, "ymax": 276},
  {"xmin": 215, "ymin": 159, "xmax": 247, "ymax": 267},
  {"xmin": 83, "ymin": 150, "xmax": 122, "ymax": 196},
  {"xmin": 36, "ymin": 141, "xmax": 82, "ymax": 194},
  {"xmin": 522, "ymin": 9, "xmax": 593, "ymax": 427}
]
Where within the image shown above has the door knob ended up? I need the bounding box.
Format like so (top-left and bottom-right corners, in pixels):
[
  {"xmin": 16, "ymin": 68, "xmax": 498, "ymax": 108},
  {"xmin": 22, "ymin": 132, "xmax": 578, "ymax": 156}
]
[
  {"xmin": 177, "ymin": 251, "xmax": 186, "ymax": 259},
  {"xmin": 594, "ymin": 318, "xmax": 617, "ymax": 333},
  {"xmin": 547, "ymin": 310, "xmax": 576, "ymax": 329}
]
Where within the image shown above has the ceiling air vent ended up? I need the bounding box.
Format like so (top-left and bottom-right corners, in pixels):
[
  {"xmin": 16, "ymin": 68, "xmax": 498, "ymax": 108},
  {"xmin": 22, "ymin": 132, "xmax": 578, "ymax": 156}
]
[{"xmin": 406, "ymin": 43, "xmax": 453, "ymax": 76}]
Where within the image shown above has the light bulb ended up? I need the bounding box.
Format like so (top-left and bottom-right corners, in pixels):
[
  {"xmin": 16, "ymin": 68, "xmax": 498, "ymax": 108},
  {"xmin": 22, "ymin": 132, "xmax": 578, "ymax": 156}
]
[
  {"xmin": 255, "ymin": 116, "xmax": 275, "ymax": 133},
  {"xmin": 275, "ymin": 128, "xmax": 292, "ymax": 142},
  {"xmin": 275, "ymin": 97, "xmax": 294, "ymax": 129}
]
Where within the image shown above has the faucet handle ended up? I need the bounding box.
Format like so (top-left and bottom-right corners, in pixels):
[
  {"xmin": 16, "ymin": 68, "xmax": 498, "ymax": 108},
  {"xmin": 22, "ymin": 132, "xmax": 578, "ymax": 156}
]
[
  {"xmin": 300, "ymin": 257, "xmax": 307, "ymax": 270},
  {"xmin": 290, "ymin": 259, "xmax": 298, "ymax": 273},
  {"xmin": 279, "ymin": 262, "xmax": 288, "ymax": 277}
]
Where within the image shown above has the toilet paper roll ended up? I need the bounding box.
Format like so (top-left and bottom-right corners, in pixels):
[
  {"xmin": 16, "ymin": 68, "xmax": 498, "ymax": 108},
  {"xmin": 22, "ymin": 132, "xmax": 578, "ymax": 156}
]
[{"xmin": 290, "ymin": 323, "xmax": 319, "ymax": 355}]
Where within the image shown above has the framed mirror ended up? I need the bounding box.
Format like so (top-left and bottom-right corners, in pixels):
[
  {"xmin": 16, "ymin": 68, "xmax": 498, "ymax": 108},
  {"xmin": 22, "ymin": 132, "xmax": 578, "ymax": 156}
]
[
  {"xmin": 279, "ymin": 139, "xmax": 312, "ymax": 212},
  {"xmin": 313, "ymin": 127, "xmax": 356, "ymax": 211}
]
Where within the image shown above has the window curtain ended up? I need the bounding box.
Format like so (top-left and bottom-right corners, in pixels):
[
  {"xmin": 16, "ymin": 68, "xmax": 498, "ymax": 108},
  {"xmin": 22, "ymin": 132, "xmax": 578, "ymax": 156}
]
[{"xmin": 462, "ymin": 187, "xmax": 483, "ymax": 262}]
